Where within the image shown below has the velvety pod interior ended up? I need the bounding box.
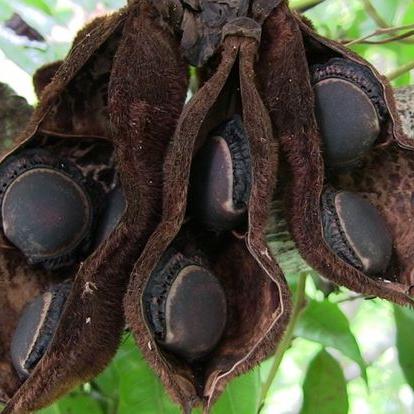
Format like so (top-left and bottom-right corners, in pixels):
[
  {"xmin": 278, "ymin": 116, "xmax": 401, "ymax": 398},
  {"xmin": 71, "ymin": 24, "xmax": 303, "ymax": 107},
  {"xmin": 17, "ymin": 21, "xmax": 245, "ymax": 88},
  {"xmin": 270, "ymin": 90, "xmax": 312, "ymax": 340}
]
[
  {"xmin": 143, "ymin": 226, "xmax": 280, "ymax": 393},
  {"xmin": 38, "ymin": 26, "xmax": 123, "ymax": 139},
  {"xmin": 0, "ymin": 17, "xmax": 126, "ymax": 268},
  {"xmin": 0, "ymin": 22, "xmax": 126, "ymax": 402},
  {"xmin": 333, "ymin": 145, "xmax": 414, "ymax": 287},
  {"xmin": 0, "ymin": 136, "xmax": 127, "ymax": 399},
  {"xmin": 301, "ymin": 23, "xmax": 413, "ymax": 288},
  {"xmin": 140, "ymin": 73, "xmax": 282, "ymax": 400}
]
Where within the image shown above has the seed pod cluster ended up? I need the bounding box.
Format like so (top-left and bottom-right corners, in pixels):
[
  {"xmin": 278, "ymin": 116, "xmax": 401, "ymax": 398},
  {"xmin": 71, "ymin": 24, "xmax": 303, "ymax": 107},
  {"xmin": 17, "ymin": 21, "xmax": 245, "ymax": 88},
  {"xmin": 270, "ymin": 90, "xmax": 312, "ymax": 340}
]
[
  {"xmin": 0, "ymin": 1, "xmax": 188, "ymax": 413},
  {"xmin": 2, "ymin": 0, "xmax": 414, "ymax": 413}
]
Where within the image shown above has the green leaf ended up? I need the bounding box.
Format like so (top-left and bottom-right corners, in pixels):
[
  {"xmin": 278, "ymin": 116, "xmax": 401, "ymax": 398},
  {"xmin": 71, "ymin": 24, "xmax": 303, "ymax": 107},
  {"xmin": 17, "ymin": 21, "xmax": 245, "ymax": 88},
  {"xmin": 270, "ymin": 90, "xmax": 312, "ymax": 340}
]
[
  {"xmin": 0, "ymin": 0, "xmax": 13, "ymax": 21},
  {"xmin": 113, "ymin": 335, "xmax": 180, "ymax": 414},
  {"xmin": 295, "ymin": 299, "xmax": 367, "ymax": 383},
  {"xmin": 212, "ymin": 368, "xmax": 261, "ymax": 414},
  {"xmin": 38, "ymin": 391, "xmax": 104, "ymax": 414},
  {"xmin": 300, "ymin": 349, "xmax": 349, "ymax": 414},
  {"xmin": 394, "ymin": 305, "xmax": 414, "ymax": 390},
  {"xmin": 21, "ymin": 0, "xmax": 54, "ymax": 16}
]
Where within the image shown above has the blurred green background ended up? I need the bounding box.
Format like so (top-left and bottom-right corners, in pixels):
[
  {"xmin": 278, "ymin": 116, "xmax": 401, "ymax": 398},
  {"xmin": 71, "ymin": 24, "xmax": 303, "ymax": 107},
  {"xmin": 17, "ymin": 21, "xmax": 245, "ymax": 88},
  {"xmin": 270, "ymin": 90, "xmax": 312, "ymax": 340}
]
[{"xmin": 0, "ymin": 0, "xmax": 413, "ymax": 413}]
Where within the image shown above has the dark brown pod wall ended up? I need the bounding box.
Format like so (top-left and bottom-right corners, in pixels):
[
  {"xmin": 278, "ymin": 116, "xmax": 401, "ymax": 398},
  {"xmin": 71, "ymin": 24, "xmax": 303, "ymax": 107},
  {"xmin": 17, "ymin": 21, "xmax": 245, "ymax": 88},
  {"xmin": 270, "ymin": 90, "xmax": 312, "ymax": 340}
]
[
  {"xmin": 124, "ymin": 9, "xmax": 291, "ymax": 411},
  {"xmin": 0, "ymin": 0, "xmax": 187, "ymax": 412},
  {"xmin": 257, "ymin": 2, "xmax": 414, "ymax": 305}
]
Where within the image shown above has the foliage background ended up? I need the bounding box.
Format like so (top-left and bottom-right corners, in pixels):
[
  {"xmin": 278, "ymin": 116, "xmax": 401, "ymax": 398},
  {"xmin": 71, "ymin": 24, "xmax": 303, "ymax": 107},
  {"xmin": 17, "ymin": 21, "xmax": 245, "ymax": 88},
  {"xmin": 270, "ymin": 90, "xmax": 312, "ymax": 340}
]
[{"xmin": 0, "ymin": 0, "xmax": 413, "ymax": 413}]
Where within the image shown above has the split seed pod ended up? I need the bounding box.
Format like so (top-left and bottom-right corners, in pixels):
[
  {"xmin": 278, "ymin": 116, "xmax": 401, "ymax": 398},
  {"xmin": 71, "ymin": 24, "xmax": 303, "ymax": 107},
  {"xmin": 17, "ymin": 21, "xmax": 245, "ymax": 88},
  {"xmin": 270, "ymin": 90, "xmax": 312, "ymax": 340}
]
[
  {"xmin": 125, "ymin": 2, "xmax": 291, "ymax": 412},
  {"xmin": 0, "ymin": 1, "xmax": 187, "ymax": 412},
  {"xmin": 257, "ymin": 2, "xmax": 414, "ymax": 305}
]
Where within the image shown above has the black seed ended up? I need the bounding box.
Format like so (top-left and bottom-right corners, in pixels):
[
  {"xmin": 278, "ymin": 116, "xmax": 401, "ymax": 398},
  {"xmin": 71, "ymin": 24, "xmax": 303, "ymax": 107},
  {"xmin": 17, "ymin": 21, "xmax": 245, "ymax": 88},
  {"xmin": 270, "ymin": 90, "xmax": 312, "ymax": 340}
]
[
  {"xmin": 311, "ymin": 58, "xmax": 387, "ymax": 170},
  {"xmin": 144, "ymin": 250, "xmax": 227, "ymax": 362},
  {"xmin": 190, "ymin": 116, "xmax": 252, "ymax": 232},
  {"xmin": 321, "ymin": 188, "xmax": 392, "ymax": 276},
  {"xmin": 92, "ymin": 185, "xmax": 126, "ymax": 250},
  {"xmin": 0, "ymin": 150, "xmax": 93, "ymax": 269},
  {"xmin": 10, "ymin": 282, "xmax": 71, "ymax": 379}
]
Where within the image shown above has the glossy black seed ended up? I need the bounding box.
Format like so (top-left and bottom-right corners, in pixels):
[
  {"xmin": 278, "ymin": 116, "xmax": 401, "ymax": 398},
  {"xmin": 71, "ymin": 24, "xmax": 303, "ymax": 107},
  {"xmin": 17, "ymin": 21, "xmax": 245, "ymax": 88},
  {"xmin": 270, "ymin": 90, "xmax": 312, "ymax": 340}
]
[
  {"xmin": 321, "ymin": 189, "xmax": 392, "ymax": 276},
  {"xmin": 190, "ymin": 116, "xmax": 251, "ymax": 231},
  {"xmin": 311, "ymin": 58, "xmax": 386, "ymax": 170},
  {"xmin": 0, "ymin": 152, "xmax": 93, "ymax": 269},
  {"xmin": 144, "ymin": 251, "xmax": 227, "ymax": 362},
  {"xmin": 10, "ymin": 282, "xmax": 71, "ymax": 379},
  {"xmin": 92, "ymin": 185, "xmax": 126, "ymax": 250}
]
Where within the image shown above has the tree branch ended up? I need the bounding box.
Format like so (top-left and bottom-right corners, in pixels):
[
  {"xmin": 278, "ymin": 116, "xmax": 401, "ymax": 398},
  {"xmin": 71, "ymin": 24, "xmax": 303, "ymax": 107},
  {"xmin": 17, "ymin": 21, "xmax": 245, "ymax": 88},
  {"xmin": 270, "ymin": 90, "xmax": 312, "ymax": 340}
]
[{"xmin": 259, "ymin": 273, "xmax": 308, "ymax": 410}]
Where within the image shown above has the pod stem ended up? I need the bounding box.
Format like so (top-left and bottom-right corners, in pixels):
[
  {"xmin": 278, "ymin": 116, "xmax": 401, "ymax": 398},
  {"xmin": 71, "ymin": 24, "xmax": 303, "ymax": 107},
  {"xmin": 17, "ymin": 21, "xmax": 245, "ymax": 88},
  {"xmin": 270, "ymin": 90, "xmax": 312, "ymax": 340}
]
[
  {"xmin": 259, "ymin": 272, "xmax": 308, "ymax": 410},
  {"xmin": 291, "ymin": 0, "xmax": 325, "ymax": 12},
  {"xmin": 361, "ymin": 0, "xmax": 388, "ymax": 29},
  {"xmin": 387, "ymin": 60, "xmax": 414, "ymax": 81}
]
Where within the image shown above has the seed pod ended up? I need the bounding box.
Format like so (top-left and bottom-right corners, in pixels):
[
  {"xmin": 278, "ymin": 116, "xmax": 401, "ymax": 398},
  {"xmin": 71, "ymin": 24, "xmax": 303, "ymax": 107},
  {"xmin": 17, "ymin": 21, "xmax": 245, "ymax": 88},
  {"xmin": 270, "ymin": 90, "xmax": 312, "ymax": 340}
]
[
  {"xmin": 125, "ymin": 6, "xmax": 291, "ymax": 410},
  {"xmin": 190, "ymin": 116, "xmax": 251, "ymax": 231},
  {"xmin": 258, "ymin": 2, "xmax": 414, "ymax": 306},
  {"xmin": 321, "ymin": 188, "xmax": 392, "ymax": 277},
  {"xmin": 144, "ymin": 250, "xmax": 227, "ymax": 362},
  {"xmin": 0, "ymin": 150, "xmax": 94, "ymax": 270},
  {"xmin": 311, "ymin": 58, "xmax": 386, "ymax": 170},
  {"xmin": 10, "ymin": 282, "xmax": 71, "ymax": 379}
]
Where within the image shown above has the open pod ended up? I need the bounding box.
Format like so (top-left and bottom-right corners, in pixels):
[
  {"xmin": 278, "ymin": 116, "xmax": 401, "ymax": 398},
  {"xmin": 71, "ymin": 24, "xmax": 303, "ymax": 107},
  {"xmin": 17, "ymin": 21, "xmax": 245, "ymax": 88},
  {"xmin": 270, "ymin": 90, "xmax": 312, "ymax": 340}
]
[
  {"xmin": 258, "ymin": 1, "xmax": 414, "ymax": 305},
  {"xmin": 0, "ymin": 1, "xmax": 187, "ymax": 412},
  {"xmin": 124, "ymin": 13, "xmax": 291, "ymax": 412}
]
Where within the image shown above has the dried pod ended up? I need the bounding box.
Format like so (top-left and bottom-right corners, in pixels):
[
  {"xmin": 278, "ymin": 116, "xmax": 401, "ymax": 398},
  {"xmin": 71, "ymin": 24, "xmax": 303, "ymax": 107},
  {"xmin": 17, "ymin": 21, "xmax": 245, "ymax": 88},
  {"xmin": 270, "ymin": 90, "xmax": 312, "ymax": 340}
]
[
  {"xmin": 0, "ymin": 0, "xmax": 187, "ymax": 412},
  {"xmin": 125, "ymin": 4, "xmax": 291, "ymax": 411},
  {"xmin": 258, "ymin": 2, "xmax": 414, "ymax": 305},
  {"xmin": 10, "ymin": 282, "xmax": 71, "ymax": 379},
  {"xmin": 0, "ymin": 150, "xmax": 94, "ymax": 269},
  {"xmin": 311, "ymin": 58, "xmax": 386, "ymax": 170},
  {"xmin": 190, "ymin": 116, "xmax": 252, "ymax": 231},
  {"xmin": 144, "ymin": 249, "xmax": 227, "ymax": 361},
  {"xmin": 321, "ymin": 188, "xmax": 392, "ymax": 277}
]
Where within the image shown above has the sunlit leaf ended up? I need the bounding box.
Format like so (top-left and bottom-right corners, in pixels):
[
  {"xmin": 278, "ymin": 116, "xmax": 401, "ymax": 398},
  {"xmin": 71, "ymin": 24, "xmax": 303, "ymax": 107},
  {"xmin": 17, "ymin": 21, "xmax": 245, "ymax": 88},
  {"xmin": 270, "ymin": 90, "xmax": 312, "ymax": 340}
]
[
  {"xmin": 38, "ymin": 391, "xmax": 104, "ymax": 414},
  {"xmin": 295, "ymin": 299, "xmax": 367, "ymax": 383},
  {"xmin": 394, "ymin": 305, "xmax": 414, "ymax": 390},
  {"xmin": 301, "ymin": 349, "xmax": 349, "ymax": 414},
  {"xmin": 212, "ymin": 368, "xmax": 261, "ymax": 414}
]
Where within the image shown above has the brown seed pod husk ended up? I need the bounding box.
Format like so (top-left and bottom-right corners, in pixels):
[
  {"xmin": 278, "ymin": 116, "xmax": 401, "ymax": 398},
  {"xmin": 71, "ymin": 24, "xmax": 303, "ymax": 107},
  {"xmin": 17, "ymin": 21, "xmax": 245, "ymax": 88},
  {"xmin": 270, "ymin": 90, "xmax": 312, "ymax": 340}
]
[
  {"xmin": 0, "ymin": 1, "xmax": 187, "ymax": 412},
  {"xmin": 257, "ymin": 2, "xmax": 414, "ymax": 305},
  {"xmin": 124, "ymin": 8, "xmax": 291, "ymax": 412}
]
